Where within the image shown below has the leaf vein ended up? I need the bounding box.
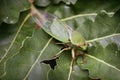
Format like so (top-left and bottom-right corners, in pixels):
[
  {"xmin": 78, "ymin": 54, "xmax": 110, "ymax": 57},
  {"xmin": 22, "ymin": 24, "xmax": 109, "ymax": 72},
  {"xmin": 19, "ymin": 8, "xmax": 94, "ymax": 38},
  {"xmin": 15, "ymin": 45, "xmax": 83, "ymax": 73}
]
[
  {"xmin": 86, "ymin": 54, "xmax": 120, "ymax": 72},
  {"xmin": 23, "ymin": 37, "xmax": 53, "ymax": 80},
  {"xmin": 61, "ymin": 12, "xmax": 114, "ymax": 21},
  {"xmin": 86, "ymin": 33, "xmax": 120, "ymax": 43},
  {"xmin": 0, "ymin": 14, "xmax": 31, "ymax": 63}
]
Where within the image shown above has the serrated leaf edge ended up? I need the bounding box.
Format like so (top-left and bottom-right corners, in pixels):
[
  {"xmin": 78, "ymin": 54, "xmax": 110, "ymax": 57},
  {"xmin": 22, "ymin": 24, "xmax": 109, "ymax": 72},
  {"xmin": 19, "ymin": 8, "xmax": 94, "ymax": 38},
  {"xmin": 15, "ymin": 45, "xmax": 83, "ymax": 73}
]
[
  {"xmin": 0, "ymin": 32, "xmax": 35, "ymax": 78},
  {"xmin": 0, "ymin": 14, "xmax": 34, "ymax": 78},
  {"xmin": 0, "ymin": 14, "xmax": 31, "ymax": 63}
]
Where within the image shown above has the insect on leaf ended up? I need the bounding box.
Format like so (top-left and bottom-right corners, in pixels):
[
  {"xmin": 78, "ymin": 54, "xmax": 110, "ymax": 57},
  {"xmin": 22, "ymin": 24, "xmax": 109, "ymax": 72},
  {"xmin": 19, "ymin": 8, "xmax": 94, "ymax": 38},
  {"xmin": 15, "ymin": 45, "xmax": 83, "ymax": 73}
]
[{"xmin": 31, "ymin": 5, "xmax": 88, "ymax": 50}]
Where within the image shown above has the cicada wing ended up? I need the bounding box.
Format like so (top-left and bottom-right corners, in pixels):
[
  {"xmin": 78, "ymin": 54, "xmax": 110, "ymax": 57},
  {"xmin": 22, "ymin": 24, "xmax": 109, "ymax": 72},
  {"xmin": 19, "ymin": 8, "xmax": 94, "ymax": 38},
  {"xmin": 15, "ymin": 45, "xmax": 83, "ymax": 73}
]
[
  {"xmin": 71, "ymin": 31, "xmax": 88, "ymax": 50},
  {"xmin": 49, "ymin": 18, "xmax": 70, "ymax": 43},
  {"xmin": 31, "ymin": 5, "xmax": 70, "ymax": 43},
  {"xmin": 31, "ymin": 5, "xmax": 48, "ymax": 26}
]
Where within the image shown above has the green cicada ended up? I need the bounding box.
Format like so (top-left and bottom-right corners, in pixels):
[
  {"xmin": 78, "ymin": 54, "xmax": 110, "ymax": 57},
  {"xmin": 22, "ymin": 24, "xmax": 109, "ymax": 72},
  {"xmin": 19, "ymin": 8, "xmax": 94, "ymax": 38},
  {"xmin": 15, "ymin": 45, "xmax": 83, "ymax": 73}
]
[{"xmin": 31, "ymin": 5, "xmax": 88, "ymax": 50}]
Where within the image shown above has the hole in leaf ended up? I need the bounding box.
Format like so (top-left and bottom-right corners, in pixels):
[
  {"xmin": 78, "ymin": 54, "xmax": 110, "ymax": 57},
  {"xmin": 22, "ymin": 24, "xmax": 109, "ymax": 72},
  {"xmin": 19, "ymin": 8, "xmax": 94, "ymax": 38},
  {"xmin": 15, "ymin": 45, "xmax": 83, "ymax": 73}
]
[{"xmin": 41, "ymin": 57, "xmax": 59, "ymax": 70}]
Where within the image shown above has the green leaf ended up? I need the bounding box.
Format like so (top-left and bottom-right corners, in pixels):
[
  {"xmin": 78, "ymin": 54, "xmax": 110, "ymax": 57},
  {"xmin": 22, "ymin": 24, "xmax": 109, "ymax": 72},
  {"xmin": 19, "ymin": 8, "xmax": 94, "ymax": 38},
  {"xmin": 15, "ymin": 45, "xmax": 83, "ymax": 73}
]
[
  {"xmin": 71, "ymin": 0, "xmax": 120, "ymax": 13},
  {"xmin": 45, "ymin": 0, "xmax": 120, "ymax": 19},
  {"xmin": 31, "ymin": 4, "xmax": 120, "ymax": 79},
  {"xmin": 0, "ymin": 11, "xmax": 62, "ymax": 79},
  {"xmin": 72, "ymin": 10, "xmax": 120, "ymax": 80},
  {"xmin": 0, "ymin": 0, "xmax": 120, "ymax": 80},
  {"xmin": 76, "ymin": 10, "xmax": 120, "ymax": 41},
  {"xmin": 0, "ymin": 11, "xmax": 31, "ymax": 62},
  {"xmin": 63, "ymin": 10, "xmax": 120, "ymax": 44},
  {"xmin": 77, "ymin": 43, "xmax": 120, "ymax": 80},
  {"xmin": 31, "ymin": 5, "xmax": 89, "ymax": 50},
  {"xmin": 0, "ymin": 0, "xmax": 30, "ymax": 24},
  {"xmin": 48, "ymin": 52, "xmax": 90, "ymax": 80},
  {"xmin": 0, "ymin": 11, "xmax": 34, "ymax": 79},
  {"xmin": 28, "ymin": 63, "xmax": 50, "ymax": 80},
  {"xmin": 0, "ymin": 22, "xmax": 18, "ymax": 58}
]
